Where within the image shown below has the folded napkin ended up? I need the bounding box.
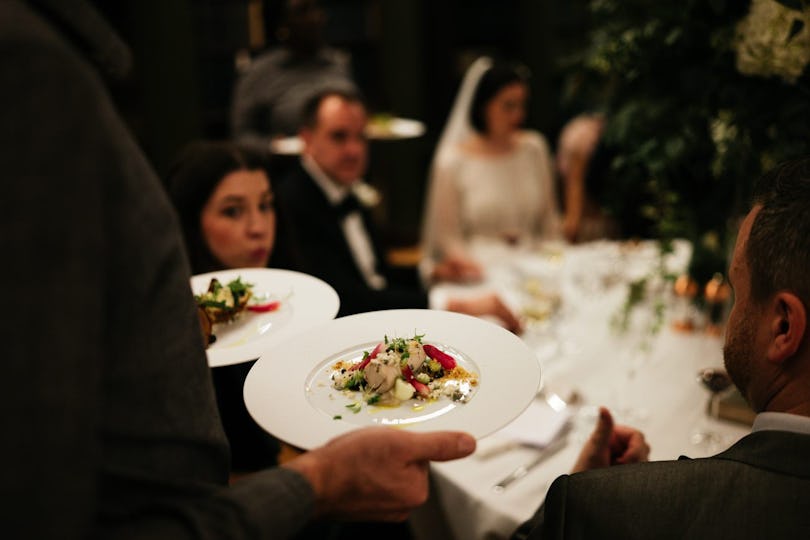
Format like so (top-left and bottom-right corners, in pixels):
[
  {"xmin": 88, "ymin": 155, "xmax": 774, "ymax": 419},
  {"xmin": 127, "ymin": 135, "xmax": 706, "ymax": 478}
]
[
  {"xmin": 477, "ymin": 399, "xmax": 571, "ymax": 458},
  {"xmin": 498, "ymin": 399, "xmax": 571, "ymax": 446}
]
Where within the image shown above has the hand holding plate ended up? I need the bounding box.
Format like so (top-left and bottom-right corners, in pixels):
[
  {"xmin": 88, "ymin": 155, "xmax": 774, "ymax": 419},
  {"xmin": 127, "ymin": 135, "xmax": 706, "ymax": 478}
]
[{"xmin": 283, "ymin": 427, "xmax": 475, "ymax": 521}]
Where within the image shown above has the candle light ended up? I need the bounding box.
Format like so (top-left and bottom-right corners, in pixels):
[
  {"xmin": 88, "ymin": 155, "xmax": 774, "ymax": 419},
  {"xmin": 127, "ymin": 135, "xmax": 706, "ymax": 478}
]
[
  {"xmin": 672, "ymin": 274, "xmax": 698, "ymax": 331},
  {"xmin": 704, "ymin": 273, "xmax": 732, "ymax": 335}
]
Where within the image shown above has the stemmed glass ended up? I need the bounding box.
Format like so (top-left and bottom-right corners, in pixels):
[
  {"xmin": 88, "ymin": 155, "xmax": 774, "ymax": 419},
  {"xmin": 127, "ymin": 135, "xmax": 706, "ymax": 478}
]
[
  {"xmin": 690, "ymin": 367, "xmax": 733, "ymax": 451},
  {"xmin": 607, "ymin": 292, "xmax": 661, "ymax": 425},
  {"xmin": 513, "ymin": 242, "xmax": 575, "ymax": 370}
]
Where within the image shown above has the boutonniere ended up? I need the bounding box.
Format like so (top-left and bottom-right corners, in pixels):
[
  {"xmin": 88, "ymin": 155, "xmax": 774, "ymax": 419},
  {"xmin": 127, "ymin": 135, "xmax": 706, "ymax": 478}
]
[{"xmin": 352, "ymin": 182, "xmax": 381, "ymax": 208}]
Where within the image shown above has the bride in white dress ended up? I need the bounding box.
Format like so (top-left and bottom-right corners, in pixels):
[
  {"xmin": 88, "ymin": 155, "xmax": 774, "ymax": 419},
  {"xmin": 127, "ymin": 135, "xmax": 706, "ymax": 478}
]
[{"xmin": 422, "ymin": 57, "xmax": 562, "ymax": 282}]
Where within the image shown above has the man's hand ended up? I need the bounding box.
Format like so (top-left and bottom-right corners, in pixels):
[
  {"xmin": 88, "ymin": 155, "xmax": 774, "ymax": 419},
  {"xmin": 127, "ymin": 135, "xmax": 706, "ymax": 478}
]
[
  {"xmin": 432, "ymin": 254, "xmax": 484, "ymax": 283},
  {"xmin": 283, "ymin": 427, "xmax": 476, "ymax": 521},
  {"xmin": 446, "ymin": 293, "xmax": 523, "ymax": 334},
  {"xmin": 571, "ymin": 407, "xmax": 649, "ymax": 473}
]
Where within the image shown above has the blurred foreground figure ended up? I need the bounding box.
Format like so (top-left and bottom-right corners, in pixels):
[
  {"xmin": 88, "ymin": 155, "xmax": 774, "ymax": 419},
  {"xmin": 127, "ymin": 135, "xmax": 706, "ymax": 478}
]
[
  {"xmin": 0, "ymin": 1, "xmax": 474, "ymax": 538},
  {"xmin": 514, "ymin": 157, "xmax": 810, "ymax": 540}
]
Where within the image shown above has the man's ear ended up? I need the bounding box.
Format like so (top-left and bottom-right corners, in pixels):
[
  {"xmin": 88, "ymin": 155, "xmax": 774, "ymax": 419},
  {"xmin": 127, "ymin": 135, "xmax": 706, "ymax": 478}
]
[{"xmin": 766, "ymin": 292, "xmax": 807, "ymax": 364}]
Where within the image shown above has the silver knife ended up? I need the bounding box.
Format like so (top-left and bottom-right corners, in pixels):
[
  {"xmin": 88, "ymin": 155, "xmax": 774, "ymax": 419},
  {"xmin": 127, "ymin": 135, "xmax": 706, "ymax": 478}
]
[{"xmin": 492, "ymin": 436, "xmax": 568, "ymax": 492}]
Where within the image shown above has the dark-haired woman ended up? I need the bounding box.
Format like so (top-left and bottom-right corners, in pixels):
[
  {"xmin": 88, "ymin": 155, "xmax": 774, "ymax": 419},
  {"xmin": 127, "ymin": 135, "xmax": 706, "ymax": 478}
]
[{"xmin": 166, "ymin": 140, "xmax": 280, "ymax": 472}]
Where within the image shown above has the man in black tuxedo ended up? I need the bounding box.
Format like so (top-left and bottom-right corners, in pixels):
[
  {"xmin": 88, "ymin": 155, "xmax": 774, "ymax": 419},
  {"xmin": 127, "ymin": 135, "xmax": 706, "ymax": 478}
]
[
  {"xmin": 514, "ymin": 157, "xmax": 810, "ymax": 539},
  {"xmin": 275, "ymin": 89, "xmax": 521, "ymax": 330}
]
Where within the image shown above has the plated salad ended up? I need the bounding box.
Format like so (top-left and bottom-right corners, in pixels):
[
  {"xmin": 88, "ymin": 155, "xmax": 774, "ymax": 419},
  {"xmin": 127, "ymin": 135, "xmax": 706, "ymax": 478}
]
[
  {"xmin": 330, "ymin": 334, "xmax": 478, "ymax": 412},
  {"xmin": 194, "ymin": 276, "xmax": 281, "ymax": 346}
]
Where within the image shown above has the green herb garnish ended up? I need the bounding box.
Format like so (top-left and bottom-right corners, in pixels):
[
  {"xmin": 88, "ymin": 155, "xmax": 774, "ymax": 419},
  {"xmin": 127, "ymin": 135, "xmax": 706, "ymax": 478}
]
[
  {"xmin": 344, "ymin": 371, "xmax": 365, "ymax": 390},
  {"xmin": 346, "ymin": 402, "xmax": 362, "ymax": 414},
  {"xmin": 387, "ymin": 336, "xmax": 409, "ymax": 354}
]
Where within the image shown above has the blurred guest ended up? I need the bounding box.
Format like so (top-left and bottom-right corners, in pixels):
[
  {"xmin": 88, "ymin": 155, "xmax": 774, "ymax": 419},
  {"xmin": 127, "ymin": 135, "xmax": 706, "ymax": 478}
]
[
  {"xmin": 556, "ymin": 113, "xmax": 618, "ymax": 243},
  {"xmin": 231, "ymin": 0, "xmax": 357, "ymax": 152},
  {"xmin": 514, "ymin": 157, "xmax": 810, "ymax": 539},
  {"xmin": 274, "ymin": 89, "xmax": 522, "ymax": 332},
  {"xmin": 1, "ymin": 1, "xmax": 476, "ymax": 537},
  {"xmin": 166, "ymin": 141, "xmax": 280, "ymax": 473},
  {"xmin": 422, "ymin": 57, "xmax": 562, "ymax": 282}
]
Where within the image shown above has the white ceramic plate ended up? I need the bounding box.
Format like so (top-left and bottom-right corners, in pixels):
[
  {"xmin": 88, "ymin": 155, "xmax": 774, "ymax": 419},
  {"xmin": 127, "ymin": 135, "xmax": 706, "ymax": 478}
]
[
  {"xmin": 244, "ymin": 309, "xmax": 541, "ymax": 449},
  {"xmin": 269, "ymin": 117, "xmax": 425, "ymax": 155},
  {"xmin": 191, "ymin": 268, "xmax": 339, "ymax": 367},
  {"xmin": 269, "ymin": 136, "xmax": 304, "ymax": 155},
  {"xmin": 366, "ymin": 117, "xmax": 426, "ymax": 139}
]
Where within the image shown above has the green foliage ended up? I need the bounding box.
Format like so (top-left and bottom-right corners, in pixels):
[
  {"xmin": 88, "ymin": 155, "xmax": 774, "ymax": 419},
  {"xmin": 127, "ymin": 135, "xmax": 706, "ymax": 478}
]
[{"xmin": 564, "ymin": 0, "xmax": 810, "ymax": 275}]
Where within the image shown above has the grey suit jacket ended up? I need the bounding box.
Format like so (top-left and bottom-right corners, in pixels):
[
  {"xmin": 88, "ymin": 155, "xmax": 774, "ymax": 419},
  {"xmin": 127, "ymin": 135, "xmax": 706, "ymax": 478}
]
[{"xmin": 514, "ymin": 430, "xmax": 810, "ymax": 539}]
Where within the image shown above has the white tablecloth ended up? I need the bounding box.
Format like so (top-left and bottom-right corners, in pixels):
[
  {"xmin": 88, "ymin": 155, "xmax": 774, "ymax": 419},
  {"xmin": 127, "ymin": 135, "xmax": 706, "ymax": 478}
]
[{"xmin": 411, "ymin": 240, "xmax": 750, "ymax": 540}]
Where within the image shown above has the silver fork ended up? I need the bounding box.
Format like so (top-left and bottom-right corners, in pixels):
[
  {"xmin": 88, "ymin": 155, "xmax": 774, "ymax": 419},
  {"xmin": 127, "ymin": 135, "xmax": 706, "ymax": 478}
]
[{"xmin": 491, "ymin": 435, "xmax": 568, "ymax": 492}]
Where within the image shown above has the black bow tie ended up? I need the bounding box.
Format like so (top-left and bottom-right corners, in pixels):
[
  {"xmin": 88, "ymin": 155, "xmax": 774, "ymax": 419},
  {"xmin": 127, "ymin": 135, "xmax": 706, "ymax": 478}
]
[{"xmin": 334, "ymin": 193, "xmax": 362, "ymax": 218}]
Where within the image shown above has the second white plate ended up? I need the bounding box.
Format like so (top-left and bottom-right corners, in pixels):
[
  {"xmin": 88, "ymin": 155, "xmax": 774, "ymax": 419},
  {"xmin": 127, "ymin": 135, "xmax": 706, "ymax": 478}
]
[{"xmin": 191, "ymin": 268, "xmax": 339, "ymax": 367}]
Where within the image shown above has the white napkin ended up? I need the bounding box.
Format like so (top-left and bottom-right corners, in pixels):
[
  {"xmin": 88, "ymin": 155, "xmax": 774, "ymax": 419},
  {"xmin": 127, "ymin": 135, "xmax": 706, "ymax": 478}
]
[
  {"xmin": 477, "ymin": 400, "xmax": 571, "ymax": 458},
  {"xmin": 498, "ymin": 399, "xmax": 571, "ymax": 446}
]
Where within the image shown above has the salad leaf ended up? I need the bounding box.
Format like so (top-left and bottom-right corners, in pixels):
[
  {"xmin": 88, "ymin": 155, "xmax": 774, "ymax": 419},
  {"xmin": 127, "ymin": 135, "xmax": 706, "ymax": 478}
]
[
  {"xmin": 197, "ymin": 299, "xmax": 228, "ymax": 309},
  {"xmin": 227, "ymin": 277, "xmax": 253, "ymax": 297}
]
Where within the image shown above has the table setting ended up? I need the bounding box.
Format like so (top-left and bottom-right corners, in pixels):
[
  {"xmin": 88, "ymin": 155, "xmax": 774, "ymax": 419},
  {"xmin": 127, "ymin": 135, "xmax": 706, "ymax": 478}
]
[
  {"xmin": 409, "ymin": 239, "xmax": 751, "ymax": 540},
  {"xmin": 222, "ymin": 241, "xmax": 752, "ymax": 540}
]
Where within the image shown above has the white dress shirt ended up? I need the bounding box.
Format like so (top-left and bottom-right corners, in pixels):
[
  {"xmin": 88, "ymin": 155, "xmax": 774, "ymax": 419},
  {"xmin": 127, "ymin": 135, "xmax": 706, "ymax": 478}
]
[
  {"xmin": 752, "ymin": 411, "xmax": 810, "ymax": 435},
  {"xmin": 301, "ymin": 155, "xmax": 387, "ymax": 290}
]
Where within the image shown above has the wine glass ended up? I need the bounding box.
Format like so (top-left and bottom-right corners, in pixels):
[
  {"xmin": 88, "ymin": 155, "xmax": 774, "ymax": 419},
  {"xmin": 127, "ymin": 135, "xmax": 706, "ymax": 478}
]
[
  {"xmin": 690, "ymin": 367, "xmax": 732, "ymax": 451},
  {"xmin": 609, "ymin": 303, "xmax": 656, "ymax": 425},
  {"xmin": 698, "ymin": 367, "xmax": 732, "ymax": 394}
]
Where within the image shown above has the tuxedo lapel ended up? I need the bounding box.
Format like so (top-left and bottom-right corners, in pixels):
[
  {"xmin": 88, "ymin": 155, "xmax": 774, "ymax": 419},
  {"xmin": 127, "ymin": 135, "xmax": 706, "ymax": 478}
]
[
  {"xmin": 295, "ymin": 164, "xmax": 389, "ymax": 279},
  {"xmin": 279, "ymin": 164, "xmax": 374, "ymax": 284}
]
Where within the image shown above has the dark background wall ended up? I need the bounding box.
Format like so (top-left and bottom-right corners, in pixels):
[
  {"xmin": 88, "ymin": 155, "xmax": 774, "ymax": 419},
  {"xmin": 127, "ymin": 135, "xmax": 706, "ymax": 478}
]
[{"xmin": 96, "ymin": 0, "xmax": 592, "ymax": 247}]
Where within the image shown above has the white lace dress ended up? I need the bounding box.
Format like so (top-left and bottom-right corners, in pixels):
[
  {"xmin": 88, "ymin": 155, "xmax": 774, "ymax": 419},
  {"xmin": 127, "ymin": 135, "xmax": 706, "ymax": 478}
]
[{"xmin": 423, "ymin": 130, "xmax": 562, "ymax": 262}]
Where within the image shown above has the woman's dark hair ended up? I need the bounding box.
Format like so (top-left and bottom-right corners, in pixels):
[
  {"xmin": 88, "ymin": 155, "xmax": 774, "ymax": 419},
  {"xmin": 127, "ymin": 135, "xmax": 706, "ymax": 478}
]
[
  {"xmin": 165, "ymin": 140, "xmax": 271, "ymax": 274},
  {"xmin": 469, "ymin": 61, "xmax": 530, "ymax": 134}
]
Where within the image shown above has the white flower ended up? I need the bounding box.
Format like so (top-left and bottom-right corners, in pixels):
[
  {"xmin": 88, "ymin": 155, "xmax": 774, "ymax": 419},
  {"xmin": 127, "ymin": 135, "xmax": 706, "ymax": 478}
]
[
  {"xmin": 352, "ymin": 182, "xmax": 381, "ymax": 208},
  {"xmin": 734, "ymin": 0, "xmax": 810, "ymax": 84}
]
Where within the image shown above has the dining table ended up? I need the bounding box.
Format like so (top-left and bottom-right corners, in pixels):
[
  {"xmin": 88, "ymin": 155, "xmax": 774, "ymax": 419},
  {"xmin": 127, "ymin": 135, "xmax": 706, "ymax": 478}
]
[{"xmin": 410, "ymin": 239, "xmax": 751, "ymax": 540}]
